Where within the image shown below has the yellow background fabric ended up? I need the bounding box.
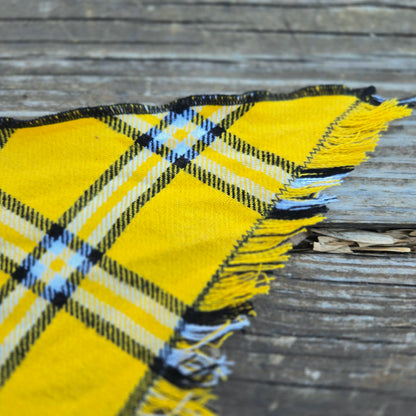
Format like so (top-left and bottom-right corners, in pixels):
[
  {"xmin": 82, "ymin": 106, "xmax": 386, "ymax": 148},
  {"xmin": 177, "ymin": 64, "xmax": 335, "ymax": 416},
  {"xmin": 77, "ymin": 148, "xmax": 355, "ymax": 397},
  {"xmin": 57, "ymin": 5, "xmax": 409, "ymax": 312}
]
[{"xmin": 0, "ymin": 86, "xmax": 411, "ymax": 415}]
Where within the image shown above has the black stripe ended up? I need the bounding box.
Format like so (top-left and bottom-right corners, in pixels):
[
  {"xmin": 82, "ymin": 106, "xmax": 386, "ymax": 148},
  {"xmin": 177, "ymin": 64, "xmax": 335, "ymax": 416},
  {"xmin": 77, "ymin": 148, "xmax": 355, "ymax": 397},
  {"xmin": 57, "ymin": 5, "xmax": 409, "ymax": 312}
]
[
  {"xmin": 149, "ymin": 358, "xmax": 202, "ymax": 389},
  {"xmin": 66, "ymin": 299, "xmax": 156, "ymax": 365},
  {"xmin": 267, "ymin": 204, "xmax": 328, "ymax": 220},
  {"xmin": 51, "ymin": 292, "xmax": 68, "ymax": 308},
  {"xmin": 187, "ymin": 162, "xmax": 268, "ymax": 215},
  {"xmin": 59, "ymin": 143, "xmax": 140, "ymax": 226},
  {"xmin": 135, "ymin": 133, "xmax": 153, "ymax": 147},
  {"xmin": 222, "ymin": 132, "xmax": 297, "ymax": 175},
  {"xmin": 46, "ymin": 223, "xmax": 65, "ymax": 239},
  {"xmin": 0, "ymin": 255, "xmax": 20, "ymax": 303},
  {"xmin": 99, "ymin": 255, "xmax": 187, "ymax": 316},
  {"xmin": 301, "ymin": 166, "xmax": 354, "ymax": 178},
  {"xmin": 172, "ymin": 155, "xmax": 190, "ymax": 169},
  {"xmin": 97, "ymin": 164, "xmax": 180, "ymax": 252},
  {"xmin": 0, "ymin": 127, "xmax": 14, "ymax": 150},
  {"xmin": 0, "ymin": 303, "xmax": 57, "ymax": 387},
  {"xmin": 183, "ymin": 302, "xmax": 253, "ymax": 326},
  {"xmin": 0, "ymin": 253, "xmax": 19, "ymax": 276},
  {"xmin": 0, "ymin": 190, "xmax": 52, "ymax": 232}
]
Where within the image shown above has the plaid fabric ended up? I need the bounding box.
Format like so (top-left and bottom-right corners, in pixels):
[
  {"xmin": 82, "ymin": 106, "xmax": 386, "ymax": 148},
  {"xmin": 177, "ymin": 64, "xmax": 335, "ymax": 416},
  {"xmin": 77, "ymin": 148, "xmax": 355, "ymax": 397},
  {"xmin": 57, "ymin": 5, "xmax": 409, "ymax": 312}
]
[{"xmin": 0, "ymin": 85, "xmax": 411, "ymax": 416}]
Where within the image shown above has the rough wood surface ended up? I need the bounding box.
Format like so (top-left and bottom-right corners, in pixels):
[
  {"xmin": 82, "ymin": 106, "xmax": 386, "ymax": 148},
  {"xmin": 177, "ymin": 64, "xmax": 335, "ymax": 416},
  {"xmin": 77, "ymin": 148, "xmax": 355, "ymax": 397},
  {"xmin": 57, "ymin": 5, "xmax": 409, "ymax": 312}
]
[
  {"xmin": 216, "ymin": 253, "xmax": 416, "ymax": 416},
  {"xmin": 1, "ymin": 1, "xmax": 415, "ymax": 415}
]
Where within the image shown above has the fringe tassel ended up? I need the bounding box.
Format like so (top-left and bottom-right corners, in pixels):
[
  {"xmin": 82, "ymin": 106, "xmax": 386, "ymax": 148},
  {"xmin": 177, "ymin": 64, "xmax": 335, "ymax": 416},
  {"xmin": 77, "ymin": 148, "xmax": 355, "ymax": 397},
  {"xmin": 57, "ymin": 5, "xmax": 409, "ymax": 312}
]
[
  {"xmin": 199, "ymin": 269, "xmax": 273, "ymax": 311},
  {"xmin": 199, "ymin": 214, "xmax": 326, "ymax": 312},
  {"xmin": 306, "ymin": 99, "xmax": 412, "ymax": 168},
  {"xmin": 138, "ymin": 378, "xmax": 216, "ymax": 416},
  {"xmin": 137, "ymin": 98, "xmax": 412, "ymax": 415}
]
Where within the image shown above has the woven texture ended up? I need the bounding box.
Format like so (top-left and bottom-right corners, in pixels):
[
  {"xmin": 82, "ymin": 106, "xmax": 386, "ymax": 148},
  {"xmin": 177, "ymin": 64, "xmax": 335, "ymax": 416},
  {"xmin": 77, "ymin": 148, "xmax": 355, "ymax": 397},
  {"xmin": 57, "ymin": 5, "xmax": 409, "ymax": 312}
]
[{"xmin": 0, "ymin": 85, "xmax": 411, "ymax": 415}]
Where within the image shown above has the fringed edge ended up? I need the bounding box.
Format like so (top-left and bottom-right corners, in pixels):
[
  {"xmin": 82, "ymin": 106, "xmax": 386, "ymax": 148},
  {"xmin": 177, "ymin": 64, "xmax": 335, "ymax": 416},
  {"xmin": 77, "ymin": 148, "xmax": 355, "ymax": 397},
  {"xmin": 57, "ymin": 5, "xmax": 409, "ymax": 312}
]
[
  {"xmin": 135, "ymin": 99, "xmax": 412, "ymax": 415},
  {"xmin": 138, "ymin": 378, "xmax": 217, "ymax": 416},
  {"xmin": 305, "ymin": 99, "xmax": 412, "ymax": 168}
]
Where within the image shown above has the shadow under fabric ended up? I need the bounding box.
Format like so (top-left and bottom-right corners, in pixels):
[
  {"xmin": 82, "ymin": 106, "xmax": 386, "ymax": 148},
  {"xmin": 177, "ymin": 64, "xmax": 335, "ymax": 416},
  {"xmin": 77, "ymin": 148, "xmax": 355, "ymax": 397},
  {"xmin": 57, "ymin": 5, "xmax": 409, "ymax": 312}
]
[{"xmin": 0, "ymin": 85, "xmax": 411, "ymax": 415}]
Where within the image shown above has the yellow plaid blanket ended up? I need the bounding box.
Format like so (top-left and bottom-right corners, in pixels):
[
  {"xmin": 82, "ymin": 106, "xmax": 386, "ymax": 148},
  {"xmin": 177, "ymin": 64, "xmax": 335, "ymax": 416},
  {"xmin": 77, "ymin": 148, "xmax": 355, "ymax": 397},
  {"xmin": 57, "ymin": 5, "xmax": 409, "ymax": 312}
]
[{"xmin": 0, "ymin": 85, "xmax": 411, "ymax": 415}]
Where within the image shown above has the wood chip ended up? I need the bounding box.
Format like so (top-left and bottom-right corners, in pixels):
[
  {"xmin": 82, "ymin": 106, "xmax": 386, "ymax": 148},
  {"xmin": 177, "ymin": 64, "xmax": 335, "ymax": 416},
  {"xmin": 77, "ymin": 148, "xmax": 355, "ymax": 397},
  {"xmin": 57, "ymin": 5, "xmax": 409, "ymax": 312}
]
[
  {"xmin": 309, "ymin": 228, "xmax": 416, "ymax": 255},
  {"xmin": 311, "ymin": 229, "xmax": 397, "ymax": 245},
  {"xmin": 313, "ymin": 241, "xmax": 353, "ymax": 254}
]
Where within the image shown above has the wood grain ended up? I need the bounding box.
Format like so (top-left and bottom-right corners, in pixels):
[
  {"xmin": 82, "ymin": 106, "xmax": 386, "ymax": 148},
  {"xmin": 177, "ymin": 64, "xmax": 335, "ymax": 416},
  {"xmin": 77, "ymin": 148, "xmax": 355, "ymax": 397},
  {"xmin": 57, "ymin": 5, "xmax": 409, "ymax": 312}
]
[
  {"xmin": 1, "ymin": 1, "xmax": 415, "ymax": 415},
  {"xmin": 216, "ymin": 252, "xmax": 416, "ymax": 415}
]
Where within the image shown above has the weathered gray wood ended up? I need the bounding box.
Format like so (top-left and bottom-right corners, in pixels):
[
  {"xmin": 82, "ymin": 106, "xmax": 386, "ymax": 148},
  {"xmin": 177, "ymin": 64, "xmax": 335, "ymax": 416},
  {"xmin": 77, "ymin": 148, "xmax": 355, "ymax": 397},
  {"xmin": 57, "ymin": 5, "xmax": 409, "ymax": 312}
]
[
  {"xmin": 215, "ymin": 252, "xmax": 416, "ymax": 415},
  {"xmin": 1, "ymin": 0, "xmax": 416, "ymax": 19},
  {"xmin": 1, "ymin": 7, "xmax": 416, "ymax": 32},
  {"xmin": 324, "ymin": 117, "xmax": 416, "ymax": 225},
  {"xmin": 1, "ymin": 1, "xmax": 415, "ymax": 414}
]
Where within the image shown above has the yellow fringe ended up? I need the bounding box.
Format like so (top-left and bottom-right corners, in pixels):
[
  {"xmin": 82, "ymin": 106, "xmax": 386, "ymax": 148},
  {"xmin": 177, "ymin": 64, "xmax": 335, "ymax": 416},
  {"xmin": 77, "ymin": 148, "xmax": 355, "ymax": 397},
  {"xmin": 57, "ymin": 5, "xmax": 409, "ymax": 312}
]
[
  {"xmin": 138, "ymin": 378, "xmax": 216, "ymax": 416},
  {"xmin": 137, "ymin": 98, "xmax": 412, "ymax": 416},
  {"xmin": 199, "ymin": 269, "xmax": 273, "ymax": 311},
  {"xmin": 198, "ymin": 99, "xmax": 412, "ymax": 313},
  {"xmin": 306, "ymin": 99, "xmax": 412, "ymax": 168},
  {"xmin": 281, "ymin": 184, "xmax": 335, "ymax": 199},
  {"xmin": 238, "ymin": 235, "xmax": 296, "ymax": 252},
  {"xmin": 228, "ymin": 242, "xmax": 292, "ymax": 264},
  {"xmin": 256, "ymin": 216, "xmax": 325, "ymax": 234},
  {"xmin": 199, "ymin": 215, "xmax": 324, "ymax": 311}
]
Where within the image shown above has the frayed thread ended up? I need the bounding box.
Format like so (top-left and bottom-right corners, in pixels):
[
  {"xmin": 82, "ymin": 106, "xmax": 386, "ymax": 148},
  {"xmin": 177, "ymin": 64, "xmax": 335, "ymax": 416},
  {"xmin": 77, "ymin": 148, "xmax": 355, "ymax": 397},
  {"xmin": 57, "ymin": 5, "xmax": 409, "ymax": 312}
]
[
  {"xmin": 136, "ymin": 97, "xmax": 412, "ymax": 416},
  {"xmin": 138, "ymin": 378, "xmax": 216, "ymax": 416},
  {"xmin": 166, "ymin": 349, "xmax": 232, "ymax": 388},
  {"xmin": 306, "ymin": 99, "xmax": 412, "ymax": 168}
]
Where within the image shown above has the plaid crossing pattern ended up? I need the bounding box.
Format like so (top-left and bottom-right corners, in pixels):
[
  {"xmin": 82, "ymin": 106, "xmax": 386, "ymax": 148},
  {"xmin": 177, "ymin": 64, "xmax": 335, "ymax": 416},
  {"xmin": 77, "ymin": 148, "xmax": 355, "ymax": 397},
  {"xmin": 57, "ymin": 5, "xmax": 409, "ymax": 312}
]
[
  {"xmin": 0, "ymin": 96, "xmax": 296, "ymax": 387},
  {"xmin": 103, "ymin": 101, "xmax": 295, "ymax": 216},
  {"xmin": 0, "ymin": 192, "xmax": 181, "ymax": 380},
  {"xmin": 0, "ymin": 85, "xmax": 404, "ymax": 416}
]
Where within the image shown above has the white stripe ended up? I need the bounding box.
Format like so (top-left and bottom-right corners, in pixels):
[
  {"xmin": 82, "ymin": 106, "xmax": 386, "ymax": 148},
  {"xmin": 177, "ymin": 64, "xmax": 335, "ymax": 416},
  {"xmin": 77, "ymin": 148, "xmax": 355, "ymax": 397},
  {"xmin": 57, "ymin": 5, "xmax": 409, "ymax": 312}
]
[
  {"xmin": 87, "ymin": 158, "xmax": 171, "ymax": 246},
  {"xmin": 290, "ymin": 173, "xmax": 348, "ymax": 189},
  {"xmin": 195, "ymin": 155, "xmax": 275, "ymax": 204},
  {"xmin": 68, "ymin": 148, "xmax": 152, "ymax": 235},
  {"xmin": 0, "ymin": 236, "xmax": 28, "ymax": 265},
  {"xmin": 182, "ymin": 316, "xmax": 250, "ymax": 343},
  {"xmin": 0, "ymin": 296, "xmax": 48, "ymax": 366},
  {"xmin": 116, "ymin": 113, "xmax": 167, "ymax": 133},
  {"xmin": 89, "ymin": 266, "xmax": 180, "ymax": 330},
  {"xmin": 73, "ymin": 288, "xmax": 166, "ymax": 355},
  {"xmin": 0, "ymin": 205, "xmax": 44, "ymax": 243},
  {"xmin": 274, "ymin": 194, "xmax": 336, "ymax": 210},
  {"xmin": 210, "ymin": 138, "xmax": 288, "ymax": 184},
  {"xmin": 207, "ymin": 105, "xmax": 238, "ymax": 124},
  {"xmin": 0, "ymin": 284, "xmax": 27, "ymax": 324}
]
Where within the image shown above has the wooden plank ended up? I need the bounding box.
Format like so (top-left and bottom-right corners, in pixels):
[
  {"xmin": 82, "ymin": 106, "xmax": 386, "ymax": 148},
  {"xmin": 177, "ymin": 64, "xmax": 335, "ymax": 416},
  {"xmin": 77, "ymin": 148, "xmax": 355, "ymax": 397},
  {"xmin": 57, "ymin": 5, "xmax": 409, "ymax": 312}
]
[
  {"xmin": 1, "ymin": 55, "xmax": 415, "ymax": 83},
  {"xmin": 215, "ymin": 252, "xmax": 416, "ymax": 415},
  {"xmin": 215, "ymin": 381, "xmax": 415, "ymax": 416},
  {"xmin": 0, "ymin": 65, "xmax": 415, "ymax": 115},
  {"xmin": 0, "ymin": 1, "xmax": 415, "ymax": 414},
  {"xmin": 1, "ymin": 1, "xmax": 415, "ymax": 114},
  {"xmin": 0, "ymin": 7, "xmax": 416, "ymax": 34},
  {"xmin": 1, "ymin": 20, "xmax": 416, "ymax": 47},
  {"xmin": 1, "ymin": 0, "xmax": 416, "ymax": 19}
]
